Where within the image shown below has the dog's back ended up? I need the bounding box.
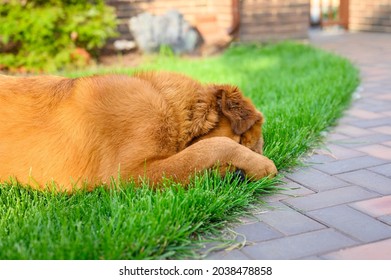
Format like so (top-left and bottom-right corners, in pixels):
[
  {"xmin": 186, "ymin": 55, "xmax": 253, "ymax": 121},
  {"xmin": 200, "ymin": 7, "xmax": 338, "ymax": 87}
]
[
  {"xmin": 0, "ymin": 75, "xmax": 95, "ymax": 189},
  {"xmin": 0, "ymin": 74, "xmax": 180, "ymax": 190}
]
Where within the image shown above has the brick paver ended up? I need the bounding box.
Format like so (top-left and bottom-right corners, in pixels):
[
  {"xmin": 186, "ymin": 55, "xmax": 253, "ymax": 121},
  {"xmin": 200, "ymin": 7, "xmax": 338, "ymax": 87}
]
[
  {"xmin": 336, "ymin": 170, "xmax": 391, "ymax": 195},
  {"xmin": 233, "ymin": 221, "xmax": 283, "ymax": 243},
  {"xmin": 254, "ymin": 202, "xmax": 325, "ymax": 235},
  {"xmin": 286, "ymin": 167, "xmax": 350, "ymax": 191},
  {"xmin": 307, "ymin": 205, "xmax": 391, "ymax": 242},
  {"xmin": 371, "ymin": 126, "xmax": 391, "ymax": 135},
  {"xmin": 322, "ymin": 238, "xmax": 391, "ymax": 260},
  {"xmin": 379, "ymin": 216, "xmax": 391, "ymax": 226},
  {"xmin": 208, "ymin": 31, "xmax": 391, "ymax": 260},
  {"xmin": 351, "ymin": 196, "xmax": 391, "ymax": 217},
  {"xmin": 313, "ymin": 156, "xmax": 386, "ymax": 175},
  {"xmin": 356, "ymin": 144, "xmax": 391, "ymax": 160},
  {"xmin": 263, "ymin": 179, "xmax": 314, "ymax": 202},
  {"xmin": 349, "ymin": 118, "xmax": 391, "ymax": 129},
  {"xmin": 283, "ymin": 185, "xmax": 379, "ymax": 212},
  {"xmin": 335, "ymin": 124, "xmax": 376, "ymax": 137},
  {"xmin": 315, "ymin": 144, "xmax": 365, "ymax": 160},
  {"xmin": 369, "ymin": 163, "xmax": 391, "ymax": 178},
  {"xmin": 241, "ymin": 229, "xmax": 357, "ymax": 260}
]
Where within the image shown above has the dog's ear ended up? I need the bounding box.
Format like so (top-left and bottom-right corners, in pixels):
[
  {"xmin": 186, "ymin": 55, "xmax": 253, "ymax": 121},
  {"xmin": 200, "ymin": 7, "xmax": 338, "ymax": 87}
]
[{"xmin": 214, "ymin": 85, "xmax": 262, "ymax": 135}]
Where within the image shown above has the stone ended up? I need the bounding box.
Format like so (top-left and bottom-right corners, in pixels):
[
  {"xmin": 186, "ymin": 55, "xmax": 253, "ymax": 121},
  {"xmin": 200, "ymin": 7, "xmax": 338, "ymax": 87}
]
[
  {"xmin": 308, "ymin": 205, "xmax": 391, "ymax": 243},
  {"xmin": 113, "ymin": 40, "xmax": 137, "ymax": 51},
  {"xmin": 129, "ymin": 10, "xmax": 202, "ymax": 54},
  {"xmin": 242, "ymin": 229, "xmax": 357, "ymax": 259}
]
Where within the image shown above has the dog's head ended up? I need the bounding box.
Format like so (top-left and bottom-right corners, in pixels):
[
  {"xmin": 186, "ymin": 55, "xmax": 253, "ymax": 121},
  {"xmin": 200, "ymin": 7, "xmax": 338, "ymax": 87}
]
[{"xmin": 191, "ymin": 84, "xmax": 264, "ymax": 154}]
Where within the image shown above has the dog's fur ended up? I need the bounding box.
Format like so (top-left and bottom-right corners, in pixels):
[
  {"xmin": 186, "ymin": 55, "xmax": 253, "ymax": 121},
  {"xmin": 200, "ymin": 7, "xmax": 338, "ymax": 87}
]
[{"xmin": 0, "ymin": 71, "xmax": 277, "ymax": 191}]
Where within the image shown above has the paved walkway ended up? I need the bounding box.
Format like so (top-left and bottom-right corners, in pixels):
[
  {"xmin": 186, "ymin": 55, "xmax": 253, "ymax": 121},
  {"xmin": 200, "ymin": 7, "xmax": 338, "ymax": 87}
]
[{"xmin": 209, "ymin": 31, "xmax": 391, "ymax": 260}]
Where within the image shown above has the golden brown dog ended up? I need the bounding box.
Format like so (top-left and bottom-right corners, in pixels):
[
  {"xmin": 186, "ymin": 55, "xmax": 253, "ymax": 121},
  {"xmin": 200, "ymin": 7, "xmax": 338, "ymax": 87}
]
[{"xmin": 0, "ymin": 71, "xmax": 277, "ymax": 191}]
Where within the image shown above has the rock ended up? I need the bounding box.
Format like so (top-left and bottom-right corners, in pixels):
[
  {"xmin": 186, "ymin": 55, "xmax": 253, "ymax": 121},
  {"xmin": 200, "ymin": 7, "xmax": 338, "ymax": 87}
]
[
  {"xmin": 113, "ymin": 40, "xmax": 137, "ymax": 51},
  {"xmin": 129, "ymin": 10, "xmax": 202, "ymax": 54}
]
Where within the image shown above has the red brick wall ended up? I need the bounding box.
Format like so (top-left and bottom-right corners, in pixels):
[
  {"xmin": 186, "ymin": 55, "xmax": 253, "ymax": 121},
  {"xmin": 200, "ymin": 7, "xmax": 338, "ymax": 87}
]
[
  {"xmin": 106, "ymin": 0, "xmax": 232, "ymax": 43},
  {"xmin": 106, "ymin": 0, "xmax": 310, "ymax": 43},
  {"xmin": 349, "ymin": 0, "xmax": 391, "ymax": 32},
  {"xmin": 239, "ymin": 0, "xmax": 310, "ymax": 42}
]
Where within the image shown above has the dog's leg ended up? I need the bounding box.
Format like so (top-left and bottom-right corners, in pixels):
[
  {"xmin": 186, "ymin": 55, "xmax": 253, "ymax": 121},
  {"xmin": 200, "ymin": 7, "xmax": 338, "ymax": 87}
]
[{"xmin": 137, "ymin": 137, "xmax": 277, "ymax": 185}]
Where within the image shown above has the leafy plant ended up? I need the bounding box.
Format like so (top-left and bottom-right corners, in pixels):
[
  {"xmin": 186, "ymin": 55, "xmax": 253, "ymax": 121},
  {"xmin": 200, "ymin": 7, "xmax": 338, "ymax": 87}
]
[{"xmin": 0, "ymin": 0, "xmax": 118, "ymax": 72}]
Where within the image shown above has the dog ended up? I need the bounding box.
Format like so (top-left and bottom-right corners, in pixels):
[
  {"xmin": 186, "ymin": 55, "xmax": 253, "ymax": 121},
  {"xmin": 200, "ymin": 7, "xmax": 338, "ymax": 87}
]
[{"xmin": 0, "ymin": 71, "xmax": 277, "ymax": 191}]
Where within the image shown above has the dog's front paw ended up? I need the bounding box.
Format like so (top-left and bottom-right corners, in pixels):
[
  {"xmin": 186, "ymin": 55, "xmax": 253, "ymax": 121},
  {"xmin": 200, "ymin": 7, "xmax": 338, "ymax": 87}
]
[
  {"xmin": 263, "ymin": 158, "xmax": 278, "ymax": 178},
  {"xmin": 241, "ymin": 155, "xmax": 277, "ymax": 181}
]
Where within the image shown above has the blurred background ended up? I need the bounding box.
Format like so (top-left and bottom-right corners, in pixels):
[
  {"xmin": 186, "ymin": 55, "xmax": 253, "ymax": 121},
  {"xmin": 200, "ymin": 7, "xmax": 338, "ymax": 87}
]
[{"xmin": 0, "ymin": 0, "xmax": 390, "ymax": 73}]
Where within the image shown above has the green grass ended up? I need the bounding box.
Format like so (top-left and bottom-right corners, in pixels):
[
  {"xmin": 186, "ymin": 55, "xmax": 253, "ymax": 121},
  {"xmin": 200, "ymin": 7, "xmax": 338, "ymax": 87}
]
[{"xmin": 0, "ymin": 42, "xmax": 359, "ymax": 259}]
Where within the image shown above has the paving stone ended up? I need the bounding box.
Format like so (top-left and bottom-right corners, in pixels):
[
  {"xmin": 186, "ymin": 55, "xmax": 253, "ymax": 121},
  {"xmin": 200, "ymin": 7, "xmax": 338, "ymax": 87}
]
[
  {"xmin": 313, "ymin": 156, "xmax": 386, "ymax": 175},
  {"xmin": 315, "ymin": 144, "xmax": 366, "ymax": 160},
  {"xmin": 236, "ymin": 214, "xmax": 259, "ymax": 225},
  {"xmin": 336, "ymin": 170, "xmax": 391, "ymax": 195},
  {"xmin": 374, "ymin": 94, "xmax": 391, "ymax": 101},
  {"xmin": 356, "ymin": 144, "xmax": 391, "ymax": 160},
  {"xmin": 256, "ymin": 203, "xmax": 325, "ymax": 235},
  {"xmin": 335, "ymin": 124, "xmax": 375, "ymax": 137},
  {"xmin": 347, "ymin": 108, "xmax": 384, "ymax": 120},
  {"xmin": 304, "ymin": 154, "xmax": 336, "ymax": 164},
  {"xmin": 350, "ymin": 118, "xmax": 391, "ymax": 129},
  {"xmin": 308, "ymin": 205, "xmax": 391, "ymax": 243},
  {"xmin": 257, "ymin": 200, "xmax": 289, "ymax": 211},
  {"xmin": 371, "ymin": 125, "xmax": 391, "ymax": 135},
  {"xmin": 263, "ymin": 180, "xmax": 314, "ymax": 202},
  {"xmin": 356, "ymin": 97, "xmax": 391, "ymax": 108},
  {"xmin": 357, "ymin": 101, "xmax": 391, "ymax": 113},
  {"xmin": 242, "ymin": 229, "xmax": 357, "ymax": 260},
  {"xmin": 351, "ymin": 196, "xmax": 391, "ymax": 217},
  {"xmin": 369, "ymin": 163, "xmax": 391, "ymax": 177},
  {"xmin": 322, "ymin": 238, "xmax": 391, "ymax": 260},
  {"xmin": 378, "ymin": 215, "xmax": 391, "ymax": 226},
  {"xmin": 338, "ymin": 115, "xmax": 363, "ymax": 125},
  {"xmin": 286, "ymin": 167, "xmax": 350, "ymax": 192},
  {"xmin": 279, "ymin": 181, "xmax": 315, "ymax": 197},
  {"xmin": 325, "ymin": 133, "xmax": 350, "ymax": 141},
  {"xmin": 283, "ymin": 186, "xmax": 379, "ymax": 212},
  {"xmin": 206, "ymin": 249, "xmax": 250, "ymax": 260},
  {"xmin": 233, "ymin": 221, "xmax": 283, "ymax": 243},
  {"xmin": 341, "ymin": 134, "xmax": 391, "ymax": 148},
  {"xmin": 300, "ymin": 256, "xmax": 324, "ymax": 260}
]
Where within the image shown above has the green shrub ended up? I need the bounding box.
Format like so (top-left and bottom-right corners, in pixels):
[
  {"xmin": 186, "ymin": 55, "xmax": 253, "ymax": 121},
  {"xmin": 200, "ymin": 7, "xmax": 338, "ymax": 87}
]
[{"xmin": 0, "ymin": 0, "xmax": 118, "ymax": 72}]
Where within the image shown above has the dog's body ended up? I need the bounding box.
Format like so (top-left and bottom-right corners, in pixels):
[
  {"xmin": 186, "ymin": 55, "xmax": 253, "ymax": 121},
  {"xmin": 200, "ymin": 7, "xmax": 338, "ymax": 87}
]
[{"xmin": 0, "ymin": 72, "xmax": 276, "ymax": 191}]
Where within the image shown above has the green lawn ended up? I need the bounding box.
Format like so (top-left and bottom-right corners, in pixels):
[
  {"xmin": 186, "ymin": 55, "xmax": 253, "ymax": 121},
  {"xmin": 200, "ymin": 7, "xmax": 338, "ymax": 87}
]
[{"xmin": 0, "ymin": 42, "xmax": 359, "ymax": 259}]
